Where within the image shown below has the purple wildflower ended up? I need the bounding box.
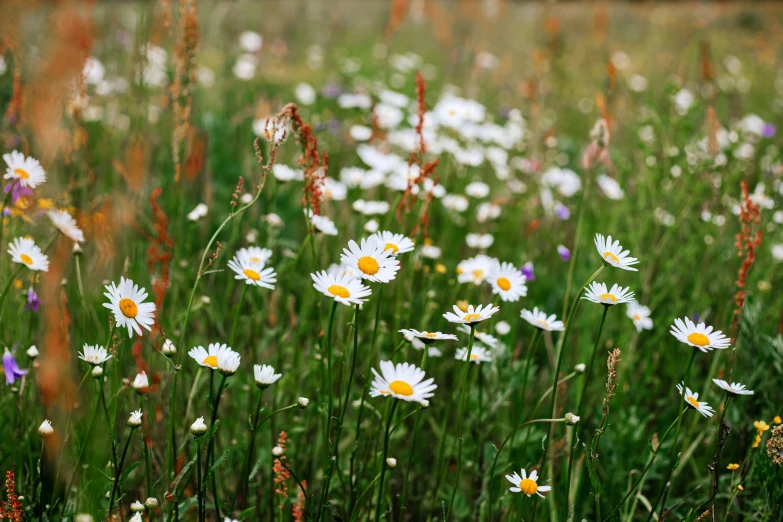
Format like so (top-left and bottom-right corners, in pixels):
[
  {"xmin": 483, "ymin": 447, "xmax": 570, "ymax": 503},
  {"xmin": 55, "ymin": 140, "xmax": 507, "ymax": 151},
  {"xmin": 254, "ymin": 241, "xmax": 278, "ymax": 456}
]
[
  {"xmin": 521, "ymin": 261, "xmax": 535, "ymax": 282},
  {"xmin": 557, "ymin": 245, "xmax": 570, "ymax": 261},
  {"xmin": 763, "ymin": 123, "xmax": 777, "ymax": 138},
  {"xmin": 555, "ymin": 203, "xmax": 570, "ymax": 220},
  {"xmin": 692, "ymin": 313, "xmax": 700, "ymax": 323},
  {"xmin": 25, "ymin": 288, "xmax": 39, "ymax": 313},
  {"xmin": 320, "ymin": 83, "xmax": 342, "ymax": 99},
  {"xmin": 327, "ymin": 119, "xmax": 342, "ymax": 134},
  {"xmin": 2, "ymin": 349, "xmax": 28, "ymax": 385},
  {"xmin": 3, "ymin": 182, "xmax": 33, "ymax": 204}
]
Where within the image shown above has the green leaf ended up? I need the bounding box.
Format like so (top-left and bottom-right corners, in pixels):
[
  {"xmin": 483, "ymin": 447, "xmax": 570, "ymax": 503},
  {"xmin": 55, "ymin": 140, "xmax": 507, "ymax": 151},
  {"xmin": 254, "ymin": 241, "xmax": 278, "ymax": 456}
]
[{"xmin": 239, "ymin": 506, "xmax": 256, "ymax": 520}]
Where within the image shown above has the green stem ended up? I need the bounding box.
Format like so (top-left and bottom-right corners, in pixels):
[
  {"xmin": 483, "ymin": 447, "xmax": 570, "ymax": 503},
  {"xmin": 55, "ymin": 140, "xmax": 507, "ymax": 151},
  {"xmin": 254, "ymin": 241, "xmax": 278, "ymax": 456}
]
[
  {"xmin": 108, "ymin": 426, "xmax": 136, "ymax": 517},
  {"xmin": 241, "ymin": 388, "xmax": 265, "ymax": 508},
  {"xmin": 602, "ymin": 412, "xmax": 685, "ymax": 521},
  {"xmin": 205, "ymin": 373, "xmax": 228, "ymax": 521},
  {"xmin": 229, "ymin": 284, "xmax": 248, "ymax": 348},
  {"xmin": 197, "ymin": 438, "xmax": 204, "ymax": 522},
  {"xmin": 0, "ymin": 181, "xmax": 15, "ymax": 265},
  {"xmin": 324, "ymin": 301, "xmax": 338, "ymax": 446},
  {"xmin": 446, "ymin": 325, "xmax": 476, "ymax": 521},
  {"xmin": 563, "ymin": 305, "xmax": 610, "ymax": 520},
  {"xmin": 374, "ymin": 399, "xmax": 399, "ymax": 522},
  {"xmin": 0, "ymin": 264, "xmax": 24, "ymax": 312},
  {"xmin": 645, "ymin": 348, "xmax": 698, "ymax": 521}
]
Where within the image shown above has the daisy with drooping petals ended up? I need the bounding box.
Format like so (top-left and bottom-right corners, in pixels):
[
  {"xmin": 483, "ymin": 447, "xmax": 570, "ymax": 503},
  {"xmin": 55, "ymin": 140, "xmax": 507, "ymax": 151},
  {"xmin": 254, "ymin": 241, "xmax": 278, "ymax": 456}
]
[
  {"xmin": 217, "ymin": 350, "xmax": 241, "ymax": 376},
  {"xmin": 456, "ymin": 255, "xmax": 496, "ymax": 285},
  {"xmin": 520, "ymin": 308, "xmax": 564, "ymax": 332},
  {"xmin": 188, "ymin": 343, "xmax": 233, "ymax": 370},
  {"xmin": 594, "ymin": 233, "xmax": 639, "ymax": 271},
  {"xmin": 47, "ymin": 210, "xmax": 85, "ymax": 243},
  {"xmin": 3, "ymin": 150, "xmax": 46, "ymax": 189},
  {"xmin": 489, "ymin": 261, "xmax": 528, "ymax": 302},
  {"xmin": 254, "ymin": 364, "xmax": 282, "ymax": 389},
  {"xmin": 670, "ymin": 317, "xmax": 731, "ymax": 352},
  {"xmin": 712, "ymin": 379, "xmax": 754, "ymax": 396},
  {"xmin": 676, "ymin": 383, "xmax": 714, "ymax": 418},
  {"xmin": 78, "ymin": 344, "xmax": 112, "ymax": 366},
  {"xmin": 444, "ymin": 303, "xmax": 500, "ymax": 325},
  {"xmin": 103, "ymin": 277, "xmax": 157, "ymax": 337},
  {"xmin": 582, "ymin": 282, "xmax": 634, "ymax": 306},
  {"xmin": 398, "ymin": 329, "xmax": 458, "ymax": 344},
  {"xmin": 370, "ymin": 360, "xmax": 436, "ymax": 405},
  {"xmin": 340, "ymin": 238, "xmax": 400, "ymax": 283},
  {"xmin": 455, "ymin": 345, "xmax": 492, "ymax": 364},
  {"xmin": 626, "ymin": 301, "xmax": 653, "ymax": 332},
  {"xmin": 227, "ymin": 255, "xmax": 277, "ymax": 289},
  {"xmin": 457, "ymin": 325, "xmax": 499, "ymax": 348},
  {"xmin": 237, "ymin": 246, "xmax": 272, "ymax": 265},
  {"xmin": 8, "ymin": 237, "xmax": 49, "ymax": 272},
  {"xmin": 369, "ymin": 231, "xmax": 415, "ymax": 255},
  {"xmin": 311, "ymin": 270, "xmax": 372, "ymax": 306},
  {"xmin": 506, "ymin": 468, "xmax": 551, "ymax": 498}
]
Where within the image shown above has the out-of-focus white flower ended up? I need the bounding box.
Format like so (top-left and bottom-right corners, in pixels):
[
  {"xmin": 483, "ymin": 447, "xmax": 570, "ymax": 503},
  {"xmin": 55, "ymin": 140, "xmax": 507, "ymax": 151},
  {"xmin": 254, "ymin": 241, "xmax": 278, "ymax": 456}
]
[
  {"xmin": 466, "ymin": 233, "xmax": 493, "ymax": 249},
  {"xmin": 597, "ymin": 175, "xmax": 625, "ymax": 200},
  {"xmin": 349, "ymin": 125, "xmax": 373, "ymax": 141},
  {"xmin": 239, "ymin": 31, "xmax": 263, "ymax": 53},
  {"xmin": 295, "ymin": 83, "xmax": 316, "ymax": 105},
  {"xmin": 673, "ymin": 88, "xmax": 695, "ymax": 115},
  {"xmin": 187, "ymin": 203, "xmax": 208, "ymax": 222},
  {"xmin": 233, "ymin": 54, "xmax": 257, "ymax": 80}
]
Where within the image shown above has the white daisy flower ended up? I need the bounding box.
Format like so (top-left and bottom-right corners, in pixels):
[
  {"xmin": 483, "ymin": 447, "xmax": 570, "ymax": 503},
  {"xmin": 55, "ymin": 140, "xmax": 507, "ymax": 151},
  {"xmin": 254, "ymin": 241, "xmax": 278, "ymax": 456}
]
[
  {"xmin": 128, "ymin": 410, "xmax": 143, "ymax": 428},
  {"xmin": 457, "ymin": 325, "xmax": 499, "ymax": 348},
  {"xmin": 443, "ymin": 303, "xmax": 500, "ymax": 325},
  {"xmin": 465, "ymin": 181, "xmax": 490, "ymax": 198},
  {"xmin": 495, "ymin": 321, "xmax": 511, "ymax": 335},
  {"xmin": 340, "ymin": 238, "xmax": 400, "ymax": 283},
  {"xmin": 217, "ymin": 350, "xmax": 241, "ymax": 376},
  {"xmin": 3, "ymin": 150, "xmax": 46, "ymax": 189},
  {"xmin": 456, "ymin": 255, "xmax": 496, "ymax": 285},
  {"xmin": 102, "ymin": 277, "xmax": 157, "ymax": 337},
  {"xmin": 227, "ymin": 255, "xmax": 276, "ymax": 289},
  {"xmin": 505, "ymin": 468, "xmax": 551, "ymax": 497},
  {"xmin": 254, "ymin": 364, "xmax": 282, "ymax": 389},
  {"xmin": 47, "ymin": 210, "xmax": 85, "ymax": 243},
  {"xmin": 594, "ymin": 234, "xmax": 639, "ymax": 271},
  {"xmin": 132, "ymin": 371, "xmax": 149, "ymax": 391},
  {"xmin": 466, "ymin": 233, "xmax": 494, "ymax": 249},
  {"xmin": 489, "ymin": 261, "xmax": 528, "ymax": 302},
  {"xmin": 237, "ymin": 246, "xmax": 272, "ymax": 265},
  {"xmin": 670, "ymin": 317, "xmax": 731, "ymax": 352},
  {"xmin": 419, "ymin": 244, "xmax": 441, "ymax": 259},
  {"xmin": 370, "ymin": 231, "xmax": 415, "ymax": 255},
  {"xmin": 712, "ymin": 379, "xmax": 754, "ymax": 396},
  {"xmin": 370, "ymin": 360, "xmax": 436, "ymax": 405},
  {"xmin": 520, "ymin": 308, "xmax": 564, "ymax": 332},
  {"xmin": 455, "ymin": 345, "xmax": 492, "ymax": 364},
  {"xmin": 582, "ymin": 282, "xmax": 634, "ymax": 306},
  {"xmin": 626, "ymin": 301, "xmax": 653, "ymax": 332},
  {"xmin": 398, "ymin": 329, "xmax": 458, "ymax": 344},
  {"xmin": 8, "ymin": 237, "xmax": 49, "ymax": 272},
  {"xmin": 311, "ymin": 270, "xmax": 372, "ymax": 306},
  {"xmin": 326, "ymin": 262, "xmax": 361, "ymax": 281},
  {"xmin": 306, "ymin": 210, "xmax": 338, "ymax": 236},
  {"xmin": 676, "ymin": 383, "xmax": 715, "ymax": 418},
  {"xmin": 78, "ymin": 344, "xmax": 112, "ymax": 366},
  {"xmin": 188, "ymin": 343, "xmax": 233, "ymax": 370}
]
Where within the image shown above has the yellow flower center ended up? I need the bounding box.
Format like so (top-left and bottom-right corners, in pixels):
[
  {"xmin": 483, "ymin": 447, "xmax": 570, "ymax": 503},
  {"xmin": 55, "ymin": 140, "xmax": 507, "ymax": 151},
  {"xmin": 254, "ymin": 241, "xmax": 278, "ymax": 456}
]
[
  {"xmin": 603, "ymin": 251, "xmax": 619, "ymax": 263},
  {"xmin": 389, "ymin": 380, "xmax": 413, "ymax": 396},
  {"xmin": 14, "ymin": 168, "xmax": 30, "ymax": 180},
  {"xmin": 519, "ymin": 478, "xmax": 538, "ymax": 495},
  {"xmin": 687, "ymin": 332, "xmax": 710, "ymax": 347},
  {"xmin": 536, "ymin": 319, "xmax": 549, "ymax": 328},
  {"xmin": 686, "ymin": 396, "xmax": 700, "ymax": 408},
  {"xmin": 244, "ymin": 268, "xmax": 261, "ymax": 281},
  {"xmin": 203, "ymin": 355, "xmax": 218, "ymax": 368},
  {"xmin": 249, "ymin": 256, "xmax": 261, "ymax": 263},
  {"xmin": 633, "ymin": 314, "xmax": 641, "ymax": 321},
  {"xmin": 358, "ymin": 256, "xmax": 380, "ymax": 275},
  {"xmin": 463, "ymin": 313, "xmax": 481, "ymax": 322},
  {"xmin": 598, "ymin": 293, "xmax": 617, "ymax": 303},
  {"xmin": 448, "ymin": 109, "xmax": 456, "ymax": 117},
  {"xmin": 424, "ymin": 332, "xmax": 438, "ymax": 338},
  {"xmin": 20, "ymin": 254, "xmax": 34, "ymax": 265},
  {"xmin": 470, "ymin": 353, "xmax": 480, "ymax": 361},
  {"xmin": 456, "ymin": 300, "xmax": 469, "ymax": 313},
  {"xmin": 472, "ymin": 269, "xmax": 484, "ymax": 280},
  {"xmin": 384, "ymin": 243, "xmax": 399, "ymax": 254},
  {"xmin": 497, "ymin": 277, "xmax": 511, "ymax": 291},
  {"xmin": 328, "ymin": 284, "xmax": 350, "ymax": 298},
  {"xmin": 119, "ymin": 298, "xmax": 138, "ymax": 318},
  {"xmin": 456, "ymin": 266, "xmax": 463, "ymax": 274}
]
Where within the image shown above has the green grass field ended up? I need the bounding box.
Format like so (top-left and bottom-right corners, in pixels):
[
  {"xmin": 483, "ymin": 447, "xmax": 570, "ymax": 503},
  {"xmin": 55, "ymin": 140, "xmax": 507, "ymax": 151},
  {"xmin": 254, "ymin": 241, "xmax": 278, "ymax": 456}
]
[{"xmin": 0, "ymin": 1, "xmax": 782, "ymax": 521}]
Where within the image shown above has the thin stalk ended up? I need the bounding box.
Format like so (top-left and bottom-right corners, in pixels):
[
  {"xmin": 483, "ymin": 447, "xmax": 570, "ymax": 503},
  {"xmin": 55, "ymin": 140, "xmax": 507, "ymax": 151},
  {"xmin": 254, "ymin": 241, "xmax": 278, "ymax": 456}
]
[
  {"xmin": 108, "ymin": 426, "xmax": 137, "ymax": 517},
  {"xmin": 0, "ymin": 264, "xmax": 24, "ymax": 311},
  {"xmin": 351, "ymin": 473, "xmax": 382, "ymax": 522},
  {"xmin": 645, "ymin": 348, "xmax": 698, "ymax": 521},
  {"xmin": 205, "ymin": 373, "xmax": 228, "ymax": 521},
  {"xmin": 446, "ymin": 325, "xmax": 476, "ymax": 521},
  {"xmin": 374, "ymin": 399, "xmax": 399, "ymax": 522},
  {"xmin": 197, "ymin": 438, "xmax": 204, "ymax": 522},
  {"xmin": 0, "ymin": 181, "xmax": 15, "ymax": 264},
  {"xmin": 324, "ymin": 301, "xmax": 338, "ymax": 446},
  {"xmin": 603, "ymin": 412, "xmax": 684, "ymax": 521},
  {"xmin": 487, "ymin": 418, "xmax": 567, "ymax": 522},
  {"xmin": 240, "ymin": 388, "xmax": 265, "ymax": 508},
  {"xmin": 563, "ymin": 304, "xmax": 610, "ymax": 520},
  {"xmin": 275, "ymin": 456, "xmax": 309, "ymax": 510},
  {"xmin": 229, "ymin": 284, "xmax": 248, "ymax": 348}
]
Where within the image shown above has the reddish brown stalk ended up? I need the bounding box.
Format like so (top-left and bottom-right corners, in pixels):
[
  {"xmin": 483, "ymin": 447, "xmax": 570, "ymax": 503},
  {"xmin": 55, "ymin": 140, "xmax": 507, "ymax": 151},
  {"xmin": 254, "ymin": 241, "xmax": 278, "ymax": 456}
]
[
  {"xmin": 730, "ymin": 181, "xmax": 762, "ymax": 353},
  {"xmin": 170, "ymin": 0, "xmax": 200, "ymax": 182},
  {"xmin": 146, "ymin": 188, "xmax": 174, "ymax": 347},
  {"xmin": 279, "ymin": 104, "xmax": 329, "ymax": 217},
  {"xmin": 273, "ymin": 431, "xmax": 290, "ymax": 508},
  {"xmin": 0, "ymin": 471, "xmax": 22, "ymax": 522}
]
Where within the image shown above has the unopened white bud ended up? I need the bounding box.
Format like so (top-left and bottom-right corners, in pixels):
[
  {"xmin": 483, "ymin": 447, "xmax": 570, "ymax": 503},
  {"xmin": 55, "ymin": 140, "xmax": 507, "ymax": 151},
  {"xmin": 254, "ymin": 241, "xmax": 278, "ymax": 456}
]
[
  {"xmin": 386, "ymin": 458, "xmax": 397, "ymax": 468},
  {"xmin": 272, "ymin": 446, "xmax": 284, "ymax": 457},
  {"xmin": 130, "ymin": 500, "xmax": 145, "ymax": 512},
  {"xmin": 420, "ymin": 400, "xmax": 430, "ymax": 409},
  {"xmin": 565, "ymin": 413, "xmax": 581, "ymax": 425},
  {"xmin": 91, "ymin": 365, "xmax": 103, "ymax": 378},
  {"xmin": 298, "ymin": 397, "xmax": 309, "ymax": 409},
  {"xmin": 128, "ymin": 410, "xmax": 143, "ymax": 428},
  {"xmin": 190, "ymin": 417, "xmax": 207, "ymax": 437},
  {"xmin": 144, "ymin": 497, "xmax": 159, "ymax": 509},
  {"xmin": 27, "ymin": 345, "xmax": 39, "ymax": 358},
  {"xmin": 38, "ymin": 420, "xmax": 54, "ymax": 439},
  {"xmin": 574, "ymin": 363, "xmax": 586, "ymax": 373},
  {"xmin": 161, "ymin": 339, "xmax": 176, "ymax": 355}
]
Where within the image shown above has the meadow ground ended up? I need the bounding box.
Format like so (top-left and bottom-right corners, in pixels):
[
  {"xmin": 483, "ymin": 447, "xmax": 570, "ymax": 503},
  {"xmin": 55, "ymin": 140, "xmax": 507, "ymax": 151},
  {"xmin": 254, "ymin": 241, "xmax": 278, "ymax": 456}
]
[{"xmin": 0, "ymin": 1, "xmax": 782, "ymax": 521}]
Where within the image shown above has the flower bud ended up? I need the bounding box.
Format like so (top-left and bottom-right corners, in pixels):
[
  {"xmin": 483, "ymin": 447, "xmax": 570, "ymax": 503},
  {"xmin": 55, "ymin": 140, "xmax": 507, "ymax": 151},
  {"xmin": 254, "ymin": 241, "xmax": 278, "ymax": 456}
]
[
  {"xmin": 190, "ymin": 417, "xmax": 207, "ymax": 437},
  {"xmin": 128, "ymin": 410, "xmax": 143, "ymax": 428},
  {"xmin": 574, "ymin": 363, "xmax": 586, "ymax": 373},
  {"xmin": 144, "ymin": 497, "xmax": 159, "ymax": 509},
  {"xmin": 298, "ymin": 397, "xmax": 309, "ymax": 409},
  {"xmin": 161, "ymin": 339, "xmax": 176, "ymax": 355},
  {"xmin": 565, "ymin": 413, "xmax": 581, "ymax": 425},
  {"xmin": 130, "ymin": 500, "xmax": 145, "ymax": 512},
  {"xmin": 91, "ymin": 365, "xmax": 104, "ymax": 378},
  {"xmin": 272, "ymin": 446, "xmax": 284, "ymax": 457},
  {"xmin": 27, "ymin": 345, "xmax": 39, "ymax": 359},
  {"xmin": 420, "ymin": 399, "xmax": 430, "ymax": 409},
  {"xmin": 386, "ymin": 458, "xmax": 397, "ymax": 469},
  {"xmin": 38, "ymin": 420, "xmax": 54, "ymax": 439}
]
